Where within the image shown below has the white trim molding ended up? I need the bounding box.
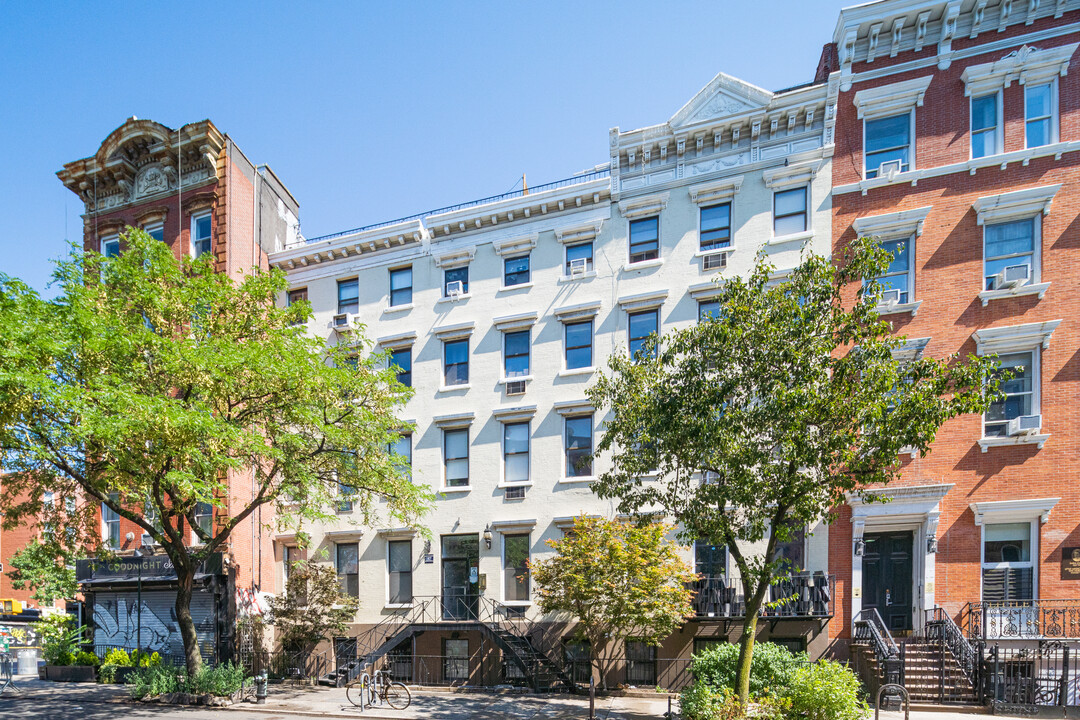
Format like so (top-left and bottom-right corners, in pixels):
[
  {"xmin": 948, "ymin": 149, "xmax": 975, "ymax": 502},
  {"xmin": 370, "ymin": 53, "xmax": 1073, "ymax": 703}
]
[
  {"xmin": 492, "ymin": 405, "xmax": 538, "ymax": 423},
  {"xmin": 376, "ymin": 527, "xmax": 417, "ymax": 540},
  {"xmin": 973, "ymin": 184, "xmax": 1062, "ymax": 225},
  {"xmin": 970, "ymin": 497, "xmax": 1060, "ymax": 525},
  {"xmin": 491, "ymin": 518, "xmax": 537, "ymax": 533},
  {"xmin": 891, "ymin": 336, "xmax": 931, "ymax": 362},
  {"xmin": 762, "ymin": 159, "xmax": 824, "ymax": 189},
  {"xmin": 432, "ymin": 321, "xmax": 475, "ymax": 340},
  {"xmin": 492, "ymin": 311, "xmax": 538, "ymax": 332},
  {"xmin": 688, "ymin": 280, "xmax": 725, "ymax": 301},
  {"xmin": 553, "ymin": 399, "xmax": 594, "ymax": 417},
  {"xmin": 433, "ymin": 246, "xmax": 476, "ymax": 269},
  {"xmin": 617, "ymin": 289, "xmax": 668, "ymax": 313},
  {"xmin": 688, "ymin": 175, "xmax": 744, "ymax": 206},
  {"xmin": 618, "ymin": 191, "xmax": 669, "ymax": 219},
  {"xmin": 972, "ymin": 320, "xmax": 1061, "ymax": 355},
  {"xmin": 961, "ymin": 43, "xmax": 1079, "ymax": 97},
  {"xmin": 848, "ymin": 483, "xmax": 953, "ymax": 523},
  {"xmin": 554, "ymin": 219, "xmax": 604, "ymax": 245},
  {"xmin": 432, "ymin": 412, "xmax": 475, "ymax": 429},
  {"xmin": 553, "ymin": 514, "xmax": 601, "ymax": 531},
  {"xmin": 492, "ymin": 233, "xmax": 538, "ymax": 257},
  {"xmin": 852, "ymin": 205, "xmax": 933, "ymax": 240},
  {"xmin": 553, "ymin": 300, "xmax": 602, "ymax": 324},
  {"xmin": 853, "ymin": 75, "xmax": 934, "ymax": 120},
  {"xmin": 326, "ymin": 529, "xmax": 364, "ymax": 542},
  {"xmin": 376, "ymin": 330, "xmax": 417, "ymax": 349}
]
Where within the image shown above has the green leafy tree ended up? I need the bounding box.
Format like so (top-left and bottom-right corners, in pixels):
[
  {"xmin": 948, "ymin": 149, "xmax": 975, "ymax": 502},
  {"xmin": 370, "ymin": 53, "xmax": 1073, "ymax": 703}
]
[
  {"xmin": 0, "ymin": 229, "xmax": 432, "ymax": 674},
  {"xmin": 8, "ymin": 537, "xmax": 81, "ymax": 606},
  {"xmin": 268, "ymin": 558, "xmax": 360, "ymax": 654},
  {"xmin": 530, "ymin": 515, "xmax": 696, "ymax": 689},
  {"xmin": 587, "ymin": 238, "xmax": 1001, "ymax": 702}
]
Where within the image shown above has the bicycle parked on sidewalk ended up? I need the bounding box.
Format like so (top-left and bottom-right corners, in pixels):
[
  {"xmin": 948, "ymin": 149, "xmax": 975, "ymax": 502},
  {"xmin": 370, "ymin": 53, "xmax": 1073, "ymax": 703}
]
[{"xmin": 346, "ymin": 668, "xmax": 411, "ymax": 710}]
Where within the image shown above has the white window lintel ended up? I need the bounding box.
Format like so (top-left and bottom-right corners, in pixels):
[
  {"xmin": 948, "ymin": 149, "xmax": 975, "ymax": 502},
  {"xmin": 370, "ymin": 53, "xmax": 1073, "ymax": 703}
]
[
  {"xmin": 688, "ymin": 280, "xmax": 725, "ymax": 301},
  {"xmin": 617, "ymin": 289, "xmax": 668, "ymax": 313},
  {"xmin": 492, "ymin": 405, "xmax": 538, "ymax": 424},
  {"xmin": 853, "ymin": 75, "xmax": 934, "ymax": 120},
  {"xmin": 554, "ymin": 219, "xmax": 604, "ymax": 245},
  {"xmin": 433, "ymin": 246, "xmax": 476, "ymax": 269},
  {"xmin": 972, "ymin": 319, "xmax": 1061, "ymax": 355},
  {"xmin": 763, "ymin": 160, "xmax": 823, "ymax": 190},
  {"xmin": 961, "ymin": 43, "xmax": 1078, "ymax": 97},
  {"xmin": 492, "ymin": 311, "xmax": 538, "ymax": 332},
  {"xmin": 973, "ymin": 184, "xmax": 1061, "ymax": 225},
  {"xmin": 493, "ymin": 233, "xmax": 538, "ymax": 257},
  {"xmin": 688, "ymin": 175, "xmax": 744, "ymax": 206},
  {"xmin": 852, "ymin": 205, "xmax": 933, "ymax": 241},
  {"xmin": 970, "ymin": 497, "xmax": 1060, "ymax": 525},
  {"xmin": 553, "ymin": 399, "xmax": 594, "ymax": 417},
  {"xmin": 433, "ymin": 412, "xmax": 475, "ymax": 429},
  {"xmin": 554, "ymin": 301, "xmax": 602, "ymax": 324},
  {"xmin": 433, "ymin": 321, "xmax": 476, "ymax": 340},
  {"xmin": 376, "ymin": 330, "xmax": 418, "ymax": 350},
  {"xmin": 618, "ymin": 191, "xmax": 669, "ymax": 220}
]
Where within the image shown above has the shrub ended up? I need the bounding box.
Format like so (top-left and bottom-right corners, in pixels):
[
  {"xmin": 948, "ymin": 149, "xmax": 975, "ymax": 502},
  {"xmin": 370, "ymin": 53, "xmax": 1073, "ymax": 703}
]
[
  {"xmin": 127, "ymin": 664, "xmax": 182, "ymax": 699},
  {"xmin": 785, "ymin": 661, "xmax": 869, "ymax": 720},
  {"xmin": 33, "ymin": 613, "xmax": 84, "ymax": 666},
  {"xmin": 102, "ymin": 648, "xmax": 132, "ymax": 667},
  {"xmin": 98, "ymin": 664, "xmax": 118, "ymax": 683},
  {"xmin": 690, "ymin": 642, "xmax": 808, "ymax": 699},
  {"xmin": 129, "ymin": 649, "xmax": 162, "ymax": 667},
  {"xmin": 184, "ymin": 662, "xmax": 245, "ymax": 696},
  {"xmin": 680, "ymin": 684, "xmax": 791, "ymax": 720},
  {"xmin": 73, "ymin": 650, "xmax": 100, "ymax": 667},
  {"xmin": 127, "ymin": 661, "xmax": 247, "ymax": 699}
]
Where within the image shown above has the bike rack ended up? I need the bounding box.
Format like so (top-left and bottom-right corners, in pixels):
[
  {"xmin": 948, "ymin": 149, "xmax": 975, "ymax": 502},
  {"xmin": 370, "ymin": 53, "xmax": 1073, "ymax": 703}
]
[{"xmin": 876, "ymin": 683, "xmax": 910, "ymax": 720}]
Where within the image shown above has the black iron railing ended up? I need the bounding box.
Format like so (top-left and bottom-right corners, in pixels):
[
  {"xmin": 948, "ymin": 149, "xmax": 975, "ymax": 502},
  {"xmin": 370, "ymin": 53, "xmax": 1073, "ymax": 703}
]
[
  {"xmin": 982, "ymin": 642, "xmax": 1080, "ymax": 708},
  {"xmin": 852, "ymin": 608, "xmax": 901, "ymax": 701},
  {"xmin": 921, "ymin": 607, "xmax": 979, "ymax": 687},
  {"xmin": 964, "ymin": 600, "xmax": 1080, "ymax": 641},
  {"xmin": 690, "ymin": 573, "xmax": 834, "ymax": 619}
]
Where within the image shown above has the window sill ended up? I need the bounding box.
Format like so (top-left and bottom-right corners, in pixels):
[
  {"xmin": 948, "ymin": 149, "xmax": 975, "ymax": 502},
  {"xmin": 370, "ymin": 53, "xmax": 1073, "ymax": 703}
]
[
  {"xmin": 498, "ymin": 376, "xmax": 533, "ymax": 385},
  {"xmin": 498, "ymin": 481, "xmax": 534, "ymax": 489},
  {"xmin": 498, "ymin": 282, "xmax": 533, "ymax": 294},
  {"xmin": 439, "ymin": 486, "xmax": 472, "ymax": 494},
  {"xmin": 695, "ymin": 248, "xmax": 732, "ymax": 258},
  {"xmin": 621, "ymin": 258, "xmax": 664, "ymax": 273},
  {"xmin": 438, "ymin": 384, "xmax": 471, "ymax": 393},
  {"xmin": 874, "ymin": 299, "xmax": 922, "ymax": 317},
  {"xmin": 436, "ymin": 293, "xmax": 472, "ymax": 305},
  {"xmin": 502, "ymin": 600, "xmax": 532, "ymax": 608},
  {"xmin": 767, "ymin": 230, "xmax": 814, "ymax": 246},
  {"xmin": 384, "ymin": 603, "xmax": 413, "ymax": 611},
  {"xmin": 383, "ymin": 303, "xmax": 413, "ymax": 314},
  {"xmin": 979, "ymin": 282, "xmax": 1050, "ymax": 307},
  {"xmin": 558, "ymin": 367, "xmax": 595, "ymax": 378},
  {"xmin": 978, "ymin": 433, "xmax": 1049, "ymax": 453},
  {"xmin": 558, "ymin": 270, "xmax": 597, "ymax": 284},
  {"xmin": 559, "ymin": 476, "xmax": 595, "ymax": 485}
]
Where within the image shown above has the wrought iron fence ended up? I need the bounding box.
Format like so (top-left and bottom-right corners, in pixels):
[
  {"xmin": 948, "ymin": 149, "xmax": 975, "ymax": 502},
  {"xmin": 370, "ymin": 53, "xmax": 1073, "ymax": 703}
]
[
  {"xmin": 690, "ymin": 574, "xmax": 834, "ymax": 619},
  {"xmin": 964, "ymin": 600, "xmax": 1080, "ymax": 641},
  {"xmin": 982, "ymin": 642, "xmax": 1080, "ymax": 708}
]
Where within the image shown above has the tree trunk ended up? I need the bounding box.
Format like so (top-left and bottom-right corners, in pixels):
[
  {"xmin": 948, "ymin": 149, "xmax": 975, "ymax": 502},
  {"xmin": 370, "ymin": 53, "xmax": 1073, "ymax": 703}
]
[
  {"xmin": 735, "ymin": 597, "xmax": 762, "ymax": 703},
  {"xmin": 175, "ymin": 567, "xmax": 203, "ymax": 676}
]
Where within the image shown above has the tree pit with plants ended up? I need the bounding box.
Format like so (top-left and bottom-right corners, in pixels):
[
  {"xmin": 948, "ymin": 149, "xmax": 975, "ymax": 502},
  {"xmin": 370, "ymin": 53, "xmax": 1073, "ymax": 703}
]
[{"xmin": 127, "ymin": 662, "xmax": 249, "ymax": 706}]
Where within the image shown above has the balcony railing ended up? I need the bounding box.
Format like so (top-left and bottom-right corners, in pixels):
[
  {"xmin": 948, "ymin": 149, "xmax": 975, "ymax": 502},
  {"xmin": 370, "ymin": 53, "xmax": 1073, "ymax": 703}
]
[
  {"xmin": 964, "ymin": 600, "xmax": 1080, "ymax": 640},
  {"xmin": 690, "ymin": 573, "xmax": 834, "ymax": 620}
]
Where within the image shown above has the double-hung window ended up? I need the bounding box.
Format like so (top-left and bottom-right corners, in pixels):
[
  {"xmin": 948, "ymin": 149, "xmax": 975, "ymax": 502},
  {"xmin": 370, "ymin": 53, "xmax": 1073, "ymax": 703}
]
[
  {"xmin": 390, "ymin": 347, "xmax": 412, "ymax": 387},
  {"xmin": 503, "ymin": 534, "xmax": 530, "ymax": 602},
  {"xmin": 864, "ymin": 113, "xmax": 911, "ymax": 177},
  {"xmin": 565, "ymin": 321, "xmax": 593, "ymax": 370},
  {"xmin": 503, "ymin": 422, "xmax": 530, "ymax": 484},
  {"xmin": 504, "ymin": 330, "xmax": 530, "ymax": 378},
  {"xmin": 565, "ymin": 242, "xmax": 593, "ymax": 276},
  {"xmin": 389, "ymin": 267, "xmax": 412, "ymax": 307},
  {"xmin": 102, "ymin": 495, "xmax": 120, "ymax": 549},
  {"xmin": 628, "ymin": 309, "xmax": 658, "ymax": 359},
  {"xmin": 443, "ymin": 339, "xmax": 469, "ymax": 386},
  {"xmin": 629, "ymin": 217, "xmax": 659, "ymax": 263},
  {"xmin": 388, "ymin": 540, "xmax": 413, "ymax": 604},
  {"xmin": 144, "ymin": 222, "xmax": 164, "ymax": 242},
  {"xmin": 773, "ymin": 187, "xmax": 808, "ymax": 236},
  {"xmin": 337, "ymin": 480, "xmax": 356, "ymax": 513},
  {"xmin": 192, "ymin": 212, "xmax": 212, "ymax": 257},
  {"xmin": 101, "ymin": 235, "xmax": 120, "ymax": 258},
  {"xmin": 871, "ymin": 238, "xmax": 913, "ymax": 304},
  {"xmin": 504, "ymin": 255, "xmax": 530, "ymax": 287},
  {"xmin": 444, "ymin": 428, "xmax": 469, "ymax": 488},
  {"xmin": 336, "ymin": 543, "xmax": 359, "ymax": 598},
  {"xmin": 288, "ymin": 288, "xmax": 308, "ymax": 306},
  {"xmin": 985, "ymin": 352, "xmax": 1035, "ymax": 438},
  {"xmin": 194, "ymin": 502, "xmax": 213, "ymax": 537},
  {"xmin": 982, "ymin": 522, "xmax": 1034, "ymax": 603},
  {"xmin": 698, "ymin": 300, "xmax": 721, "ymax": 322},
  {"xmin": 626, "ymin": 641, "xmax": 657, "ymax": 685},
  {"xmin": 984, "ymin": 218, "xmax": 1036, "ymax": 291},
  {"xmin": 1025, "ymin": 82, "xmax": 1056, "ymax": 148},
  {"xmin": 338, "ymin": 279, "xmax": 359, "ymax": 315},
  {"xmin": 564, "ymin": 415, "xmax": 593, "ymax": 478},
  {"xmin": 700, "ymin": 204, "xmax": 732, "ymax": 252},
  {"xmin": 390, "ymin": 433, "xmax": 412, "ymax": 481},
  {"xmin": 971, "ymin": 92, "xmax": 1001, "ymax": 158},
  {"xmin": 444, "ymin": 266, "xmax": 469, "ymax": 297}
]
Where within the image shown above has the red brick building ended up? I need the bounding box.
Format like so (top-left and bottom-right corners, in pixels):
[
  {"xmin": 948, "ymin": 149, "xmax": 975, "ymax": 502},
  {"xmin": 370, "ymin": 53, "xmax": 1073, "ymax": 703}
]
[
  {"xmin": 49, "ymin": 117, "xmax": 300, "ymax": 659},
  {"xmin": 827, "ymin": 0, "xmax": 1080, "ymax": 687}
]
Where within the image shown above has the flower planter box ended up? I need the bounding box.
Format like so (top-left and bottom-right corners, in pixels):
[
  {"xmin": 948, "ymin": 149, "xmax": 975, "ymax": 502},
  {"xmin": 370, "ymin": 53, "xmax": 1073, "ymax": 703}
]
[{"xmin": 45, "ymin": 665, "xmax": 97, "ymax": 682}]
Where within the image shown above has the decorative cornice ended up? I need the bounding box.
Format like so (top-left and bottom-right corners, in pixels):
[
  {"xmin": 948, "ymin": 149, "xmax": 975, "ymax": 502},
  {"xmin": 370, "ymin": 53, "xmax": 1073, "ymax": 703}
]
[
  {"xmin": 492, "ymin": 311, "xmax": 538, "ymax": 332},
  {"xmin": 617, "ymin": 192, "xmax": 669, "ymax": 220},
  {"xmin": 973, "ymin": 184, "xmax": 1062, "ymax": 225},
  {"xmin": 688, "ymin": 281, "xmax": 725, "ymax": 301},
  {"xmin": 961, "ymin": 43, "xmax": 1078, "ymax": 97},
  {"xmin": 492, "ymin": 405, "xmax": 538, "ymax": 423},
  {"xmin": 376, "ymin": 330, "xmax": 417, "ymax": 349},
  {"xmin": 688, "ymin": 175, "xmax": 744, "ymax": 206},
  {"xmin": 852, "ymin": 205, "xmax": 932, "ymax": 240},
  {"xmin": 617, "ymin": 289, "xmax": 668, "ymax": 312},
  {"xmin": 433, "ymin": 246, "xmax": 476, "ymax": 269},
  {"xmin": 553, "ymin": 399, "xmax": 594, "ymax": 416},
  {"xmin": 891, "ymin": 336, "xmax": 931, "ymax": 362},
  {"xmin": 554, "ymin": 219, "xmax": 604, "ymax": 245},
  {"xmin": 853, "ymin": 75, "xmax": 933, "ymax": 120},
  {"xmin": 432, "ymin": 321, "xmax": 475, "ymax": 340},
  {"xmin": 972, "ymin": 320, "xmax": 1062, "ymax": 355},
  {"xmin": 762, "ymin": 159, "xmax": 824, "ymax": 189},
  {"xmin": 971, "ymin": 497, "xmax": 1060, "ymax": 525},
  {"xmin": 492, "ymin": 233, "xmax": 537, "ymax": 257},
  {"xmin": 553, "ymin": 301, "xmax": 602, "ymax": 323},
  {"xmin": 432, "ymin": 412, "xmax": 475, "ymax": 429},
  {"xmin": 376, "ymin": 527, "xmax": 417, "ymax": 540},
  {"xmin": 491, "ymin": 518, "xmax": 537, "ymax": 532}
]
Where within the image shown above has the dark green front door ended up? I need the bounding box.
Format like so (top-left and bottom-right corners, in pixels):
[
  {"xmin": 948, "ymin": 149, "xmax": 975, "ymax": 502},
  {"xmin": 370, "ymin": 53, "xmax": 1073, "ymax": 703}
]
[
  {"xmin": 863, "ymin": 531, "xmax": 913, "ymax": 632},
  {"xmin": 441, "ymin": 535, "xmax": 479, "ymax": 620}
]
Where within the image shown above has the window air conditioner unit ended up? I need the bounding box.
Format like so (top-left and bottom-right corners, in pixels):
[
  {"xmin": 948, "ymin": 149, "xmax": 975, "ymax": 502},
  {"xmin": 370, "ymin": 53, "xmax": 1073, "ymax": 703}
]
[
  {"xmin": 878, "ymin": 159, "xmax": 903, "ymax": 179},
  {"xmin": 505, "ymin": 485, "xmax": 527, "ymax": 500},
  {"xmin": 703, "ymin": 252, "xmax": 727, "ymax": 270},
  {"xmin": 1007, "ymin": 414, "xmax": 1041, "ymax": 436},
  {"xmin": 879, "ymin": 288, "xmax": 902, "ymax": 306},
  {"xmin": 141, "ymin": 533, "xmax": 157, "ymax": 547},
  {"xmin": 505, "ymin": 380, "xmax": 526, "ymax": 396},
  {"xmin": 568, "ymin": 257, "xmax": 588, "ymax": 276},
  {"xmin": 446, "ymin": 280, "xmax": 464, "ymax": 298},
  {"xmin": 331, "ymin": 313, "xmax": 354, "ymax": 330},
  {"xmin": 995, "ymin": 264, "xmax": 1031, "ymax": 290}
]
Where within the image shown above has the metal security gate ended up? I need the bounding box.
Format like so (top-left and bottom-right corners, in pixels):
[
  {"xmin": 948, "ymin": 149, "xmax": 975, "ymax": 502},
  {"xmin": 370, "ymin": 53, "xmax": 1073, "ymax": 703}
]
[{"xmin": 92, "ymin": 589, "xmax": 216, "ymax": 658}]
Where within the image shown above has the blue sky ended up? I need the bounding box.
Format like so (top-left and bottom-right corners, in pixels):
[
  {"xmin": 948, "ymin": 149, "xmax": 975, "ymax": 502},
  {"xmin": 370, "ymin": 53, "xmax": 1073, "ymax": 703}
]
[{"xmin": 0, "ymin": 1, "xmax": 851, "ymax": 293}]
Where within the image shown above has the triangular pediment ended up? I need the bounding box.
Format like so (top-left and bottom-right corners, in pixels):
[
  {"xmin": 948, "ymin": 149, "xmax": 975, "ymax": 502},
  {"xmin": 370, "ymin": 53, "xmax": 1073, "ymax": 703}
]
[{"xmin": 669, "ymin": 72, "xmax": 774, "ymax": 130}]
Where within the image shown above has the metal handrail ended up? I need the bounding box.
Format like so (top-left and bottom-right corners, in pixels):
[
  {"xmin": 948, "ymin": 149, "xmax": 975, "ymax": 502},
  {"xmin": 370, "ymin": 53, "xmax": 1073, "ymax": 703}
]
[
  {"xmin": 924, "ymin": 607, "xmax": 978, "ymax": 686},
  {"xmin": 854, "ymin": 607, "xmax": 899, "ymax": 657}
]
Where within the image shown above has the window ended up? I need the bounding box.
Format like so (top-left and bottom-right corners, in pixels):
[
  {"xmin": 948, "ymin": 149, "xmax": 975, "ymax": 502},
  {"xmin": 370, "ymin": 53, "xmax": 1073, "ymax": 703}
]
[
  {"xmin": 389, "ymin": 267, "xmax": 412, "ymax": 307},
  {"xmin": 1025, "ymin": 83, "xmax": 1055, "ymax": 148},
  {"xmin": 391, "ymin": 434, "xmax": 412, "ymax": 481},
  {"xmin": 336, "ymin": 543, "xmax": 359, "ymax": 598},
  {"xmin": 283, "ymin": 545, "xmax": 296, "ymax": 585},
  {"xmin": 390, "ymin": 347, "xmax": 412, "ymax": 387},
  {"xmin": 337, "ymin": 279, "xmax": 359, "ymax": 315},
  {"xmin": 693, "ymin": 638, "xmax": 727, "ymax": 655},
  {"xmin": 982, "ymin": 522, "xmax": 1034, "ymax": 602},
  {"xmin": 101, "ymin": 494, "xmax": 120, "ymax": 548},
  {"xmin": 503, "ymin": 422, "xmax": 530, "ymax": 484},
  {"xmin": 626, "ymin": 640, "xmax": 657, "ymax": 685},
  {"xmin": 700, "ymin": 204, "xmax": 732, "ymax": 252},
  {"xmin": 503, "ymin": 330, "xmax": 530, "ymax": 378},
  {"xmin": 388, "ymin": 540, "xmax": 413, "ymax": 604},
  {"xmin": 144, "ymin": 223, "xmax": 164, "ymax": 242},
  {"xmin": 337, "ymin": 480, "xmax": 356, "ymax": 512},
  {"xmin": 971, "ymin": 92, "xmax": 1000, "ymax": 158},
  {"xmin": 629, "ymin": 217, "xmax": 659, "ymax": 263},
  {"xmin": 628, "ymin": 309, "xmax": 658, "ymax": 359},
  {"xmin": 695, "ymin": 541, "xmax": 727, "ymax": 578},
  {"xmin": 503, "ymin": 534, "xmax": 530, "ymax": 602},
  {"xmin": 565, "ymin": 320, "xmax": 593, "ymax": 370},
  {"xmin": 565, "ymin": 242, "xmax": 594, "ymax": 275},
  {"xmin": 774, "ymin": 525, "xmax": 806, "ymax": 573},
  {"xmin": 773, "ymin": 187, "xmax": 808, "ymax": 236},
  {"xmin": 984, "ymin": 218, "xmax": 1036, "ymax": 291},
  {"xmin": 444, "ymin": 428, "xmax": 469, "ymax": 488},
  {"xmin": 101, "ymin": 235, "xmax": 120, "ymax": 258},
  {"xmin": 698, "ymin": 300, "xmax": 721, "ymax": 322},
  {"xmin": 288, "ymin": 288, "xmax": 308, "ymax": 306},
  {"xmin": 192, "ymin": 213, "xmax": 212, "ymax": 257},
  {"xmin": 564, "ymin": 640, "xmax": 592, "ymax": 684},
  {"xmin": 443, "ymin": 639, "xmax": 469, "ymax": 682},
  {"xmin": 443, "ymin": 339, "xmax": 469, "ymax": 386},
  {"xmin": 565, "ymin": 415, "xmax": 593, "ymax": 478},
  {"xmin": 444, "ymin": 266, "xmax": 469, "ymax": 297},
  {"xmin": 871, "ymin": 237, "xmax": 913, "ymax": 303},
  {"xmin": 864, "ymin": 113, "xmax": 911, "ymax": 177},
  {"xmin": 194, "ymin": 502, "xmax": 213, "ymax": 537},
  {"xmin": 503, "ymin": 255, "xmax": 530, "ymax": 287},
  {"xmin": 985, "ymin": 352, "xmax": 1034, "ymax": 437}
]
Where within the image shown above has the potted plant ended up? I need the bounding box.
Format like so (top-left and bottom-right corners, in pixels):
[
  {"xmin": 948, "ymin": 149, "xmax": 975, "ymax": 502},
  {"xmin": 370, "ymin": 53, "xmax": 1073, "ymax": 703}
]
[{"xmin": 34, "ymin": 614, "xmax": 97, "ymax": 682}]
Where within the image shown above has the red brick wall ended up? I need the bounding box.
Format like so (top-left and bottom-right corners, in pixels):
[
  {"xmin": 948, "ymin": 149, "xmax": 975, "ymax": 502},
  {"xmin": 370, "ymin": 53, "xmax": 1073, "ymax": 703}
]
[{"xmin": 829, "ymin": 22, "xmax": 1080, "ymax": 644}]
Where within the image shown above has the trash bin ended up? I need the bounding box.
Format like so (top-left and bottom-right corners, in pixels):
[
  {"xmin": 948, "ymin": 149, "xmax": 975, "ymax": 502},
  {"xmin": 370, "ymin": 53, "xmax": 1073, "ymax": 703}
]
[{"xmin": 17, "ymin": 649, "xmax": 37, "ymax": 676}]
